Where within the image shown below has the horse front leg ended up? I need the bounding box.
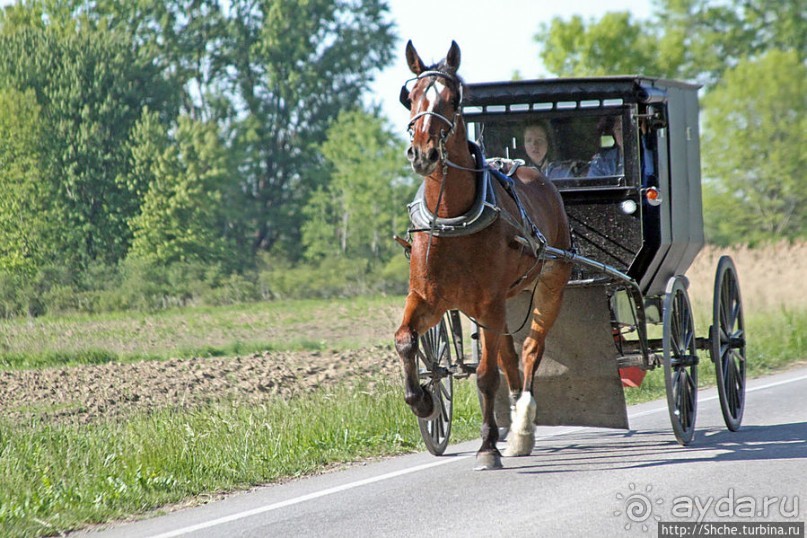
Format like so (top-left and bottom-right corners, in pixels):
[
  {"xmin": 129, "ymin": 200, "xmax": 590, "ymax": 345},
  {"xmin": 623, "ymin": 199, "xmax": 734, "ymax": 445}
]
[
  {"xmin": 474, "ymin": 316, "xmax": 509, "ymax": 470},
  {"xmin": 394, "ymin": 291, "xmax": 444, "ymax": 419}
]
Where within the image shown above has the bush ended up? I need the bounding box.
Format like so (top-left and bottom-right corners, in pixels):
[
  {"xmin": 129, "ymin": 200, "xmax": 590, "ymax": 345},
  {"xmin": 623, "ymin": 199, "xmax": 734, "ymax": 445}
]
[
  {"xmin": 378, "ymin": 255, "xmax": 409, "ymax": 295},
  {"xmin": 259, "ymin": 257, "xmax": 373, "ymax": 300},
  {"xmin": 201, "ymin": 273, "xmax": 260, "ymax": 305},
  {"xmin": 0, "ymin": 271, "xmax": 24, "ymax": 318},
  {"xmin": 0, "ymin": 252, "xmax": 409, "ymax": 318}
]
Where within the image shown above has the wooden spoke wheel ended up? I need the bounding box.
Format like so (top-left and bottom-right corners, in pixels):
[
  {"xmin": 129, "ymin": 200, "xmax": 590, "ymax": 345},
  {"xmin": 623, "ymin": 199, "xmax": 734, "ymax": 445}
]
[
  {"xmin": 663, "ymin": 276, "xmax": 699, "ymax": 446},
  {"xmin": 710, "ymin": 256, "xmax": 746, "ymax": 431},
  {"xmin": 417, "ymin": 317, "xmax": 453, "ymax": 455}
]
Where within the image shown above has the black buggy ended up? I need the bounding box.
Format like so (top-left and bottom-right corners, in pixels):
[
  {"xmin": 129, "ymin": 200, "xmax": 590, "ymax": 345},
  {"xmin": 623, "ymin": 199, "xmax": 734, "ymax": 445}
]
[{"xmin": 413, "ymin": 76, "xmax": 747, "ymax": 455}]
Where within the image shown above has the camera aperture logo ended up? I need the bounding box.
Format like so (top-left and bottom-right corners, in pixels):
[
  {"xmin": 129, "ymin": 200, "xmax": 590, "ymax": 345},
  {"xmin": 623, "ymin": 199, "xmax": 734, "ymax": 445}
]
[{"xmin": 614, "ymin": 483, "xmax": 664, "ymax": 532}]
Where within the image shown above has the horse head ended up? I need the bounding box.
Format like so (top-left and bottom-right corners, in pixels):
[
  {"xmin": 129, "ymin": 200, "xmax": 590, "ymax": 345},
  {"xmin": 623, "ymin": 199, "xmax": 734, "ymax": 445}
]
[{"xmin": 401, "ymin": 40, "xmax": 464, "ymax": 177}]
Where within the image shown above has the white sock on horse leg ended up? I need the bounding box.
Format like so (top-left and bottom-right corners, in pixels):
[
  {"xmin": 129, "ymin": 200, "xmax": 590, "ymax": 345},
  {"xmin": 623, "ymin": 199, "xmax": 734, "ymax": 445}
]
[{"xmin": 505, "ymin": 392, "xmax": 536, "ymax": 456}]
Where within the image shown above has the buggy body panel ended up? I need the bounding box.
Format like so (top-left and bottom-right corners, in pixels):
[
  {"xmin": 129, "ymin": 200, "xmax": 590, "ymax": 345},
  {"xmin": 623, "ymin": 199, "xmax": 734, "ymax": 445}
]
[{"xmin": 462, "ymin": 76, "xmax": 704, "ymax": 297}]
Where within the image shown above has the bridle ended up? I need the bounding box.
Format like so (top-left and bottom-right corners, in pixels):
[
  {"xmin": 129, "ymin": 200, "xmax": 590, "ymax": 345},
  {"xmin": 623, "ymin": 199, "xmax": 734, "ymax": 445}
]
[
  {"xmin": 401, "ymin": 69, "xmax": 477, "ymax": 261},
  {"xmin": 401, "ymin": 70, "xmax": 461, "ymax": 140},
  {"xmin": 400, "ymin": 70, "xmax": 484, "ymax": 176}
]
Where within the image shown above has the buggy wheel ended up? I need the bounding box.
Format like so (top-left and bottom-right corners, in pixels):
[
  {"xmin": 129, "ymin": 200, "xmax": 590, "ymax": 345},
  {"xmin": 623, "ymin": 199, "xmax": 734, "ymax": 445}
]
[
  {"xmin": 711, "ymin": 256, "xmax": 746, "ymax": 431},
  {"xmin": 417, "ymin": 316, "xmax": 453, "ymax": 455},
  {"xmin": 663, "ymin": 276, "xmax": 698, "ymax": 446}
]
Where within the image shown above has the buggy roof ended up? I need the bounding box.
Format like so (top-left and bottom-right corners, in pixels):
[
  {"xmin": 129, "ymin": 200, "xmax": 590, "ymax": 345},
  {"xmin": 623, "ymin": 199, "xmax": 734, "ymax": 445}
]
[{"xmin": 463, "ymin": 76, "xmax": 701, "ymax": 110}]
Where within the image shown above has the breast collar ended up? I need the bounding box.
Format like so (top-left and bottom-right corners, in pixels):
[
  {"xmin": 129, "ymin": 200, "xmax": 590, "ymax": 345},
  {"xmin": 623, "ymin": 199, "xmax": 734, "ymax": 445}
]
[{"xmin": 407, "ymin": 142, "xmax": 499, "ymax": 237}]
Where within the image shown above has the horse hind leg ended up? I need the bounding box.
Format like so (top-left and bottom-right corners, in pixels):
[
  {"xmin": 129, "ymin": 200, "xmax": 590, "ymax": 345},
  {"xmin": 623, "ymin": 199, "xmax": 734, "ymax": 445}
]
[
  {"xmin": 506, "ymin": 261, "xmax": 571, "ymax": 457},
  {"xmin": 505, "ymin": 392, "xmax": 538, "ymax": 457},
  {"xmin": 505, "ymin": 324, "xmax": 537, "ymax": 457}
]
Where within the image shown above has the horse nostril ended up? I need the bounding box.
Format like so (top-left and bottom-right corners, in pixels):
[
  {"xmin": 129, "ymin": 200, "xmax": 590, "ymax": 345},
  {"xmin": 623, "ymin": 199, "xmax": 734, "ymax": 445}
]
[
  {"xmin": 406, "ymin": 145, "xmax": 416, "ymax": 162},
  {"xmin": 427, "ymin": 148, "xmax": 439, "ymax": 163}
]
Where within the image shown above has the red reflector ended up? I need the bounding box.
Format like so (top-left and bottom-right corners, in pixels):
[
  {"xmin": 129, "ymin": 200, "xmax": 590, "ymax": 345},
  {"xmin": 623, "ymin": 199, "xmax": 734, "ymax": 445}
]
[{"xmin": 645, "ymin": 187, "xmax": 662, "ymax": 206}]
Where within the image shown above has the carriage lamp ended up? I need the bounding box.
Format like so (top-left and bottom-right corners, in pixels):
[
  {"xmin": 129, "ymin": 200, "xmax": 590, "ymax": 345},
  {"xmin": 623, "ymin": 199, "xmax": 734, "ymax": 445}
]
[
  {"xmin": 644, "ymin": 187, "xmax": 662, "ymax": 206},
  {"xmin": 620, "ymin": 199, "xmax": 638, "ymax": 215}
]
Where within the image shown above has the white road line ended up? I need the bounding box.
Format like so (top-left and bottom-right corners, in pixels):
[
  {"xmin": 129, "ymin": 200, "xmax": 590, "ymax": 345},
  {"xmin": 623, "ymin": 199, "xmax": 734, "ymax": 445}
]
[
  {"xmin": 149, "ymin": 457, "xmax": 467, "ymax": 538},
  {"xmin": 150, "ymin": 424, "xmax": 585, "ymax": 537},
  {"xmin": 630, "ymin": 372, "xmax": 807, "ymax": 419},
  {"xmin": 151, "ymin": 370, "xmax": 807, "ymax": 537}
]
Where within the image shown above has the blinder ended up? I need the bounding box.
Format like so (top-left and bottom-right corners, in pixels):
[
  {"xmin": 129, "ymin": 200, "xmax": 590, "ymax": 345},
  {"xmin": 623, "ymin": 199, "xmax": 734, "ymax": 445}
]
[{"xmin": 399, "ymin": 83, "xmax": 412, "ymax": 110}]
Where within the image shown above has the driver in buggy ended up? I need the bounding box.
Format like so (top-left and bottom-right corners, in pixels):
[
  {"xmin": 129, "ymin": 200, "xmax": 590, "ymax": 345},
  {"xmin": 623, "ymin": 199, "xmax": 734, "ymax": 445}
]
[{"xmin": 587, "ymin": 115, "xmax": 624, "ymax": 177}]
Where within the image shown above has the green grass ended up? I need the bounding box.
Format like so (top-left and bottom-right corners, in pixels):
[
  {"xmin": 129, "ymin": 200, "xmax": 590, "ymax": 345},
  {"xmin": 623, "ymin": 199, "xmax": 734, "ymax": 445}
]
[
  {"xmin": 1, "ymin": 297, "xmax": 805, "ymax": 537},
  {"xmin": 624, "ymin": 306, "xmax": 807, "ymax": 405},
  {"xmin": 0, "ymin": 295, "xmax": 402, "ymax": 370},
  {"xmin": 0, "ymin": 379, "xmax": 481, "ymax": 538}
]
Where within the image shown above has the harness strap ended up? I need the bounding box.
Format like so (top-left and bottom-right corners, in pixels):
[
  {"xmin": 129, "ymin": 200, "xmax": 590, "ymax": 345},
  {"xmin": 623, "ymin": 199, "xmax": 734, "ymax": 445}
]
[
  {"xmin": 488, "ymin": 167, "xmax": 548, "ymax": 259},
  {"xmin": 406, "ymin": 143, "xmax": 549, "ymax": 265},
  {"xmin": 407, "ymin": 144, "xmax": 499, "ymax": 237}
]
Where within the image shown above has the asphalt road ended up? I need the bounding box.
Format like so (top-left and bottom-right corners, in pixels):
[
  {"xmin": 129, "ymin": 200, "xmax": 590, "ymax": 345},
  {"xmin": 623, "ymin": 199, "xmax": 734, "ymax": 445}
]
[{"xmin": 75, "ymin": 366, "xmax": 807, "ymax": 538}]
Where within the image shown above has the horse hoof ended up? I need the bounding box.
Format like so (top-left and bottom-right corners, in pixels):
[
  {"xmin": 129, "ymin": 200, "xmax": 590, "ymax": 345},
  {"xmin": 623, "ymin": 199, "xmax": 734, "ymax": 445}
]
[
  {"xmin": 474, "ymin": 451, "xmax": 503, "ymax": 471},
  {"xmin": 504, "ymin": 432, "xmax": 535, "ymax": 457},
  {"xmin": 409, "ymin": 388, "xmax": 437, "ymax": 419}
]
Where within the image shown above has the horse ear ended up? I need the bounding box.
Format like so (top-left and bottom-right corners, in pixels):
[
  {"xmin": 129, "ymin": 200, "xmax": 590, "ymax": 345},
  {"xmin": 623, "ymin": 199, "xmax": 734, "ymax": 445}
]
[
  {"xmin": 446, "ymin": 40, "xmax": 461, "ymax": 71},
  {"xmin": 405, "ymin": 40, "xmax": 426, "ymax": 75}
]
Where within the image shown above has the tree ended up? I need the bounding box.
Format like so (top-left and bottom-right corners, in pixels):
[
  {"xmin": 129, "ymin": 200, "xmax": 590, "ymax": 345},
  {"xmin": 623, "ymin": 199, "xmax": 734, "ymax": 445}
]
[
  {"xmin": 652, "ymin": 0, "xmax": 806, "ymax": 87},
  {"xmin": 302, "ymin": 109, "xmax": 411, "ymax": 263},
  {"xmin": 127, "ymin": 112, "xmax": 236, "ymax": 266},
  {"xmin": 88, "ymin": 0, "xmax": 398, "ymax": 259},
  {"xmin": 89, "ymin": 0, "xmax": 225, "ymax": 121},
  {"xmin": 0, "ymin": 88, "xmax": 51, "ymax": 276},
  {"xmin": 536, "ymin": 1, "xmax": 805, "ymax": 87},
  {"xmin": 535, "ymin": 12, "xmax": 672, "ymax": 78},
  {"xmin": 224, "ymin": 0, "xmax": 396, "ymax": 256},
  {"xmin": 701, "ymin": 50, "xmax": 807, "ymax": 245},
  {"xmin": 0, "ymin": 23, "xmax": 178, "ymax": 271}
]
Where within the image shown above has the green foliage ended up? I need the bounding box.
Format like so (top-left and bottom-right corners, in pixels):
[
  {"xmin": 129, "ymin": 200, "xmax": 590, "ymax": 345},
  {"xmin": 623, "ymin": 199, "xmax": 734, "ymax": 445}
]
[
  {"xmin": 0, "ymin": 250, "xmax": 410, "ymax": 319},
  {"xmin": 225, "ymin": 0, "xmax": 396, "ymax": 255},
  {"xmin": 702, "ymin": 50, "xmax": 807, "ymax": 245},
  {"xmin": 302, "ymin": 109, "xmax": 412, "ymax": 262},
  {"xmin": 652, "ymin": 0, "xmax": 806, "ymax": 87},
  {"xmin": 536, "ymin": 12, "xmax": 668, "ymax": 77},
  {"xmin": 0, "ymin": 23, "xmax": 178, "ymax": 271},
  {"xmin": 257, "ymin": 256, "xmax": 406, "ymax": 300},
  {"xmin": 0, "ymin": 88, "xmax": 51, "ymax": 277},
  {"xmin": 536, "ymin": 0, "xmax": 805, "ymax": 87},
  {"xmin": 0, "ymin": 0, "xmax": 398, "ymax": 287},
  {"xmin": 128, "ymin": 113, "xmax": 237, "ymax": 267}
]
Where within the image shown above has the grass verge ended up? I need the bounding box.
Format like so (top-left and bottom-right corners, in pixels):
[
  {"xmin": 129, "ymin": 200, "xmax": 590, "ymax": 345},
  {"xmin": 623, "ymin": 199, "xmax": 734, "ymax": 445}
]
[{"xmin": 0, "ymin": 379, "xmax": 481, "ymax": 537}]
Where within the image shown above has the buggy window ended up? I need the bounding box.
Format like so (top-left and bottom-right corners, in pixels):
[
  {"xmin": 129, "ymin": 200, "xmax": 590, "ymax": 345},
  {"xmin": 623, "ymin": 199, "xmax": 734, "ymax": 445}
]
[{"xmin": 470, "ymin": 113, "xmax": 630, "ymax": 188}]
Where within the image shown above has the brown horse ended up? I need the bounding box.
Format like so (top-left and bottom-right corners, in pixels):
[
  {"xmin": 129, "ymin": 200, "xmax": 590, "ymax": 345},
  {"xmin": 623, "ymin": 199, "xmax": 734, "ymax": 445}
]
[{"xmin": 394, "ymin": 41, "xmax": 572, "ymax": 470}]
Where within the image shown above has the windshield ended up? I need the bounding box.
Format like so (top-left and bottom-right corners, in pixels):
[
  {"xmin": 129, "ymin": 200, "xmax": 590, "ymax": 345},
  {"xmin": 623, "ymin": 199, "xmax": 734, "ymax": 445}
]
[{"xmin": 471, "ymin": 113, "xmax": 629, "ymax": 186}]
